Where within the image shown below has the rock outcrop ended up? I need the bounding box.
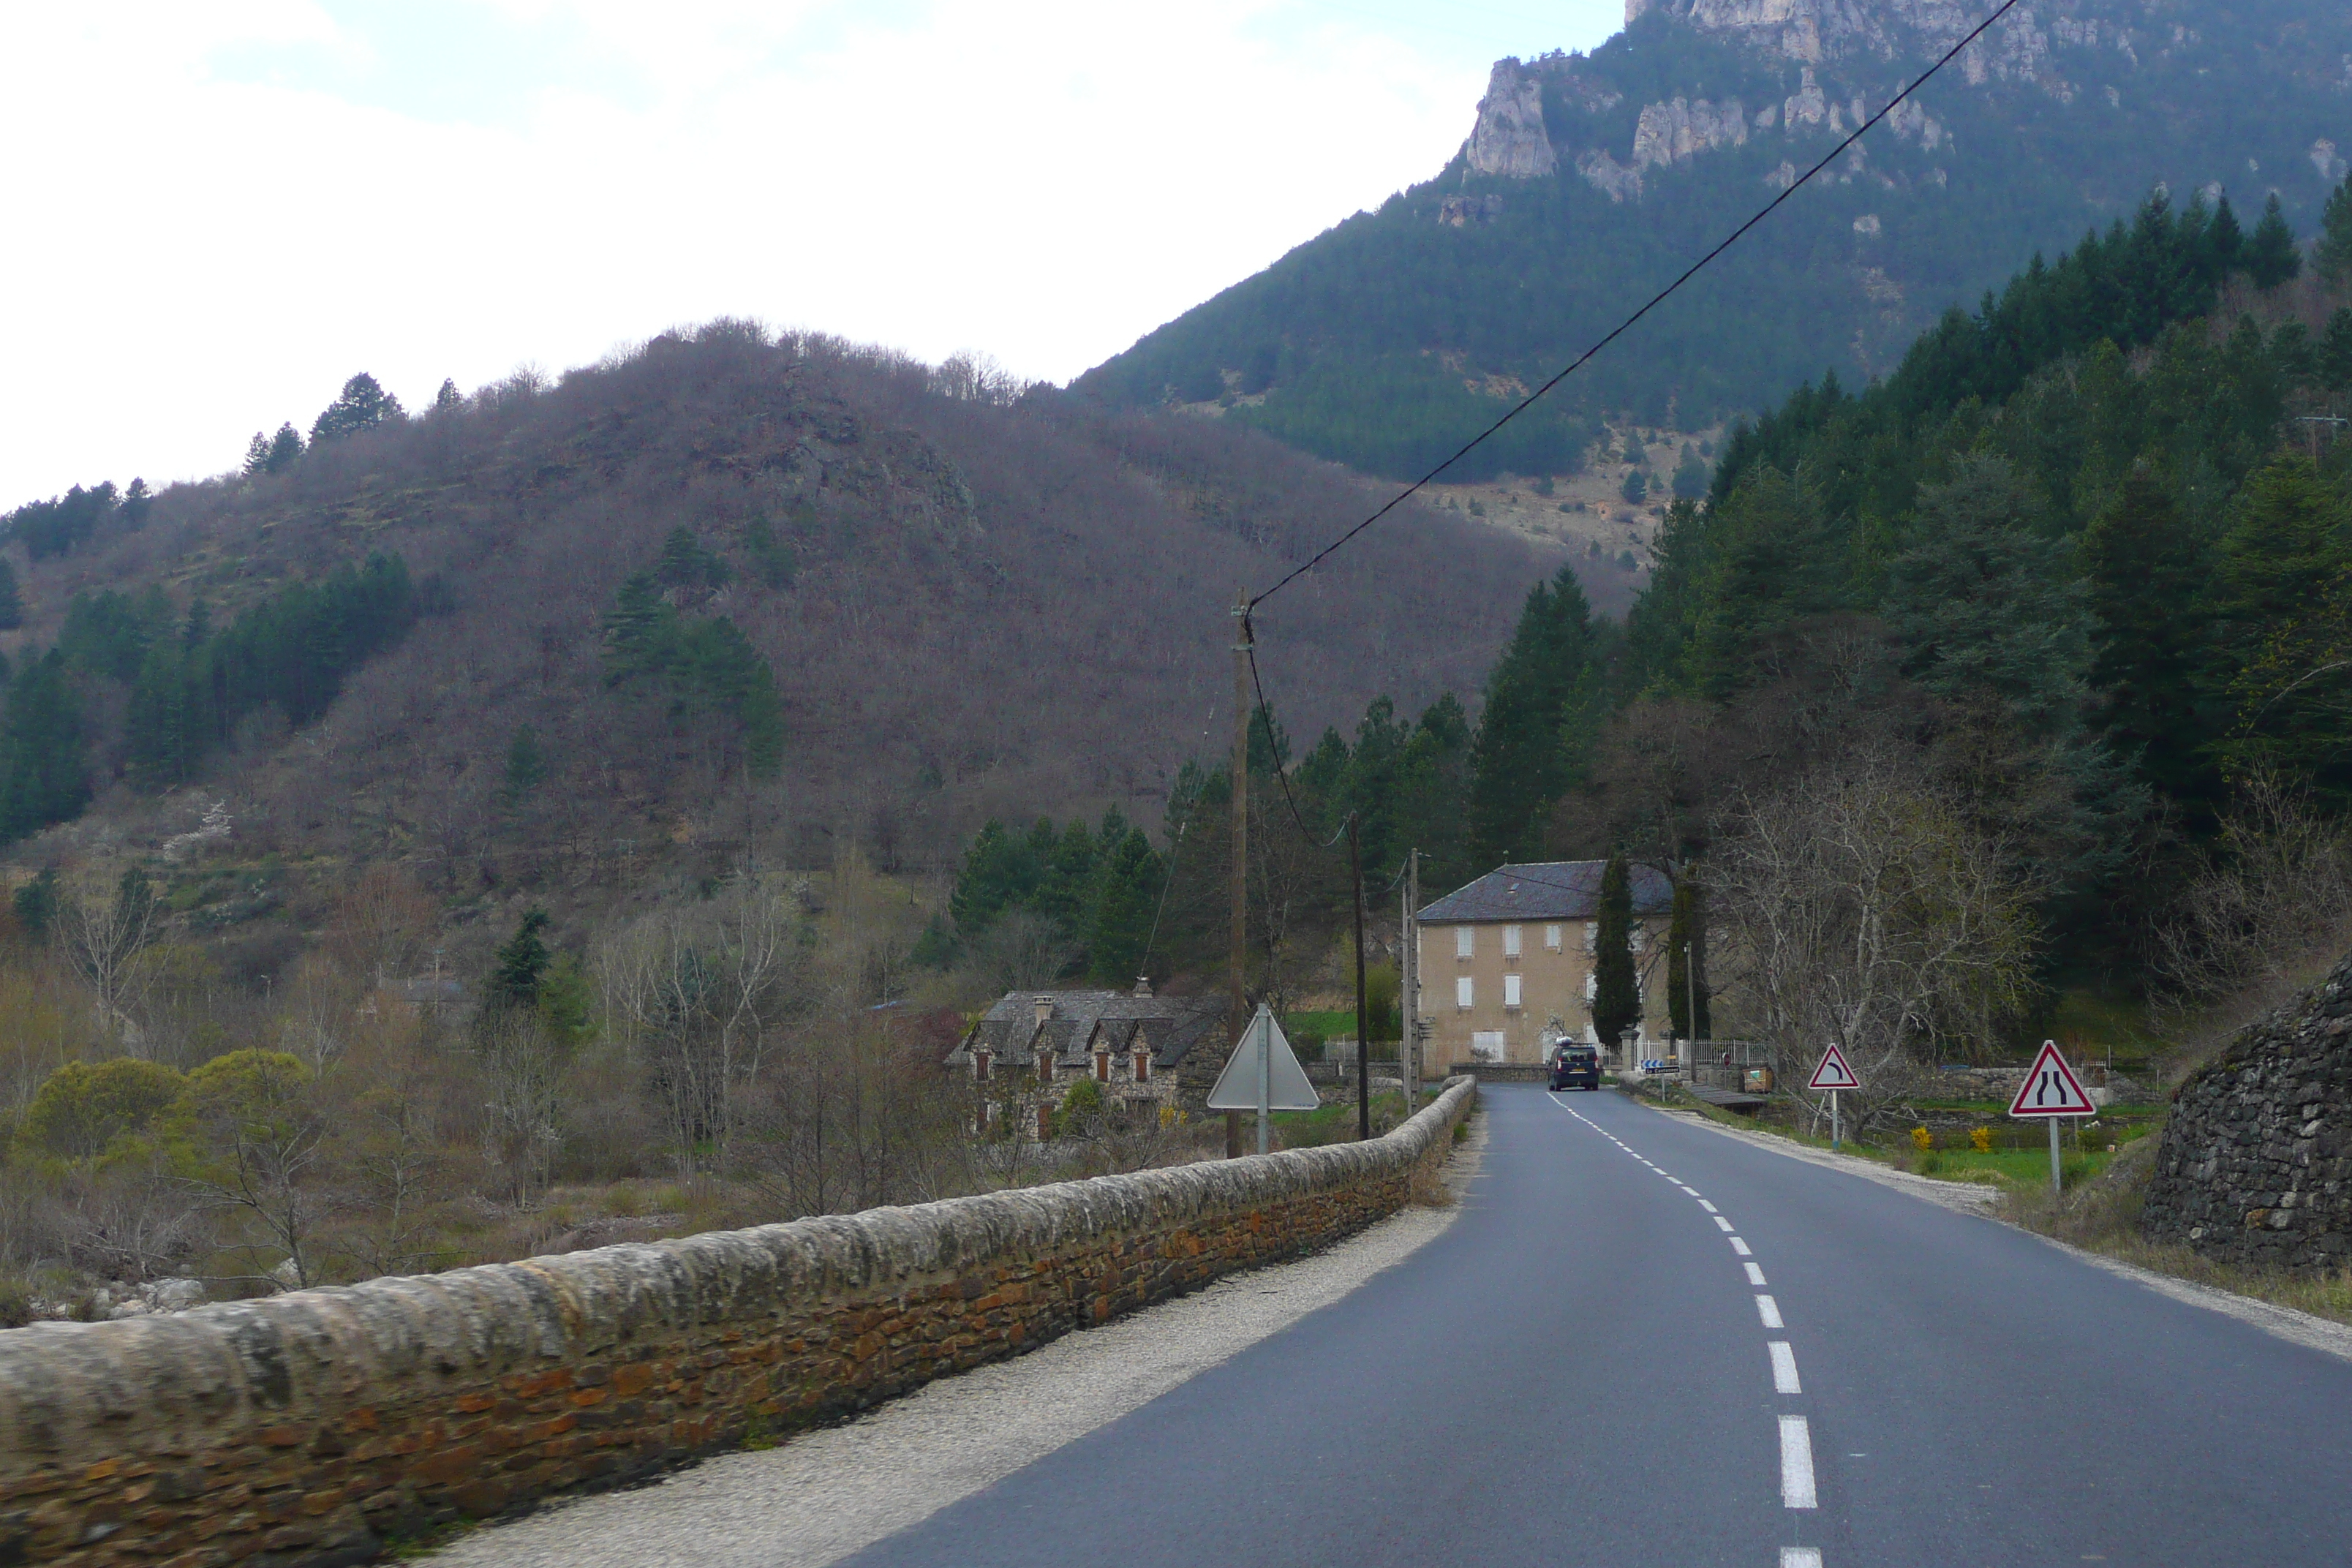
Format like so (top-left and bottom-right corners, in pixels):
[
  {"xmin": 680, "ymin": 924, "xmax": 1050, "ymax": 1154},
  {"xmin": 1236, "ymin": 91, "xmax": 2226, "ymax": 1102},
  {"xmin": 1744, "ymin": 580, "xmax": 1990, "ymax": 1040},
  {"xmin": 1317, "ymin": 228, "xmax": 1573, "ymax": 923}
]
[
  {"xmin": 2141, "ymin": 959, "xmax": 2352, "ymax": 1273},
  {"xmin": 1632, "ymin": 97, "xmax": 1750, "ymax": 169},
  {"xmin": 1468, "ymin": 60, "xmax": 1556, "ymax": 178}
]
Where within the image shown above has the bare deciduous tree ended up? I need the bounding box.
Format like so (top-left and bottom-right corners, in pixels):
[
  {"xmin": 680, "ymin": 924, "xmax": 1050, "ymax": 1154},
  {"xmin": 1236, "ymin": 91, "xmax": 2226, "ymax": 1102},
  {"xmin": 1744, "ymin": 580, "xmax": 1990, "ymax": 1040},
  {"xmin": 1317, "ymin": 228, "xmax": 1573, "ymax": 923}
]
[
  {"xmin": 58, "ymin": 868, "xmax": 162, "ymax": 1052},
  {"xmin": 1711, "ymin": 753, "xmax": 2041, "ymax": 1137},
  {"xmin": 2152, "ymin": 769, "xmax": 2352, "ymax": 1009}
]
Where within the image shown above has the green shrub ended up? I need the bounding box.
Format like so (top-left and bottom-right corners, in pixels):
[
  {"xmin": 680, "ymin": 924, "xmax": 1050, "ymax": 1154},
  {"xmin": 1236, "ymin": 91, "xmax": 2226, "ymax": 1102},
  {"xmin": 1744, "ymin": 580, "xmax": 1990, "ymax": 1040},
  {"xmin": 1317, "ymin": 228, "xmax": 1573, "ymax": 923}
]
[{"xmin": 20, "ymin": 1058, "xmax": 187, "ymax": 1163}]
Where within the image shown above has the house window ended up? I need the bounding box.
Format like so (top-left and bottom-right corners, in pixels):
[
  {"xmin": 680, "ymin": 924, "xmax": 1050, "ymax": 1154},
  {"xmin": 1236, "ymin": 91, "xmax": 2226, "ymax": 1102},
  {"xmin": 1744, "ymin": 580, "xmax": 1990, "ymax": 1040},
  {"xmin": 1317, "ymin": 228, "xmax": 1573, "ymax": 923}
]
[
  {"xmin": 1134, "ymin": 1051, "xmax": 1150, "ymax": 1083},
  {"xmin": 1036, "ymin": 1104, "xmax": 1053, "ymax": 1141},
  {"xmin": 1584, "ymin": 972, "xmax": 1597, "ymax": 1000},
  {"xmin": 1456, "ymin": 976, "xmax": 1474, "ymax": 1010},
  {"xmin": 1095, "ymin": 1051, "xmax": 1110, "ymax": 1082},
  {"xmin": 1545, "ymin": 924, "xmax": 1562, "ymax": 951},
  {"xmin": 1583, "ymin": 921, "xmax": 1598, "ymax": 954},
  {"xmin": 1455, "ymin": 927, "xmax": 1474, "ymax": 959},
  {"xmin": 1036, "ymin": 1051, "xmax": 1053, "ymax": 1083},
  {"xmin": 1503, "ymin": 924, "xmax": 1522, "ymax": 959},
  {"xmin": 1503, "ymin": 973, "xmax": 1522, "ymax": 1010},
  {"xmin": 973, "ymin": 1049, "xmax": 992, "ymax": 1082},
  {"xmin": 1471, "ymin": 1030, "xmax": 1506, "ymax": 1061}
]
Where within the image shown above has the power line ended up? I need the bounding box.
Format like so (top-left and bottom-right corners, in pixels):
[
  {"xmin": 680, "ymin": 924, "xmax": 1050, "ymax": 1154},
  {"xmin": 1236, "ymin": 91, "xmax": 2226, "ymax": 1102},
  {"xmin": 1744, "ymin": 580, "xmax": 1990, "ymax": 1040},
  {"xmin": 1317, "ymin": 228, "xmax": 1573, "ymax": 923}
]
[{"xmin": 1248, "ymin": 0, "xmax": 2027, "ymax": 611}]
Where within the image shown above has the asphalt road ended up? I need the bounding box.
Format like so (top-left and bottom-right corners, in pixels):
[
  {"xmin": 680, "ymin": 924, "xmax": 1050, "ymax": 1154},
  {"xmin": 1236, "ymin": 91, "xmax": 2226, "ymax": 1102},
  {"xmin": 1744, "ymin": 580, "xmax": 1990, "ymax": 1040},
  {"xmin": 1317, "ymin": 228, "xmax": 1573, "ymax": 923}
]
[{"xmin": 834, "ymin": 1085, "xmax": 2352, "ymax": 1568}]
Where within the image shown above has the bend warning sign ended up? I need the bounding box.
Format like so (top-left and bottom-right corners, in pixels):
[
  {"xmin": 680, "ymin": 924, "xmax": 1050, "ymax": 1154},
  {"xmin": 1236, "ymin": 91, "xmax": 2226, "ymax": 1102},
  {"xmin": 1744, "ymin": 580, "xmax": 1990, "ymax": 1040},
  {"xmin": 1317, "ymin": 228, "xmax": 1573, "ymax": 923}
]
[
  {"xmin": 1807, "ymin": 1043, "xmax": 1861, "ymax": 1091},
  {"xmin": 2008, "ymin": 1040, "xmax": 2098, "ymax": 1118}
]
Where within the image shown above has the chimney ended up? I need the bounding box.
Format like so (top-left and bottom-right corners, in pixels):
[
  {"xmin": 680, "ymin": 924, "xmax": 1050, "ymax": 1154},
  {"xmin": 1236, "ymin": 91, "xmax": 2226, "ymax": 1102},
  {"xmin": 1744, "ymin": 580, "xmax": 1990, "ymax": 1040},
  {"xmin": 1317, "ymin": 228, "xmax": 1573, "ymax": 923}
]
[
  {"xmin": 1033, "ymin": 995, "xmax": 1052, "ymax": 1027},
  {"xmin": 1132, "ymin": 974, "xmax": 1153, "ymax": 998}
]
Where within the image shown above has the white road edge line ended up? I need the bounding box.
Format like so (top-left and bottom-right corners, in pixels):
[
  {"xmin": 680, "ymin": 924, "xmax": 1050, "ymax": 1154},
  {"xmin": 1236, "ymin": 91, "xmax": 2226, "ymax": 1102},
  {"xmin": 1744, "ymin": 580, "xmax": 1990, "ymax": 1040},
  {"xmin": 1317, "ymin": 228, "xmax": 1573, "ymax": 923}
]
[
  {"xmin": 1757, "ymin": 1294, "xmax": 1784, "ymax": 1329},
  {"xmin": 1781, "ymin": 1548, "xmax": 1823, "ymax": 1567},
  {"xmin": 1768, "ymin": 1341, "xmax": 1801, "ymax": 1393},
  {"xmin": 1779, "ymin": 1415, "xmax": 1818, "ymax": 1509},
  {"xmin": 1745, "ymin": 1262, "xmax": 1769, "ymax": 1286}
]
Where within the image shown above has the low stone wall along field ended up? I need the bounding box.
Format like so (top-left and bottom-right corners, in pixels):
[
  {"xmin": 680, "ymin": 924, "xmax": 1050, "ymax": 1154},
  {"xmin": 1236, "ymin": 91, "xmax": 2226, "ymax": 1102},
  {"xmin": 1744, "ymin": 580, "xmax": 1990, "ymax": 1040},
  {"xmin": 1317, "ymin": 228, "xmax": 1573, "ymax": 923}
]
[{"xmin": 0, "ymin": 1078, "xmax": 1477, "ymax": 1567}]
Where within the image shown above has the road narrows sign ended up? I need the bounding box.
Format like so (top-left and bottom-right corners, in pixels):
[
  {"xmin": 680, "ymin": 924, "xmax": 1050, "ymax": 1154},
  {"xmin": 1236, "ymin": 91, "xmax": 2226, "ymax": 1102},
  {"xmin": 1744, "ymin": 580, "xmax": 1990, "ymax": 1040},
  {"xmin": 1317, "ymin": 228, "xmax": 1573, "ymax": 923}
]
[
  {"xmin": 1807, "ymin": 1044, "xmax": 1861, "ymax": 1091},
  {"xmin": 2007, "ymin": 1039, "xmax": 2097, "ymax": 1118}
]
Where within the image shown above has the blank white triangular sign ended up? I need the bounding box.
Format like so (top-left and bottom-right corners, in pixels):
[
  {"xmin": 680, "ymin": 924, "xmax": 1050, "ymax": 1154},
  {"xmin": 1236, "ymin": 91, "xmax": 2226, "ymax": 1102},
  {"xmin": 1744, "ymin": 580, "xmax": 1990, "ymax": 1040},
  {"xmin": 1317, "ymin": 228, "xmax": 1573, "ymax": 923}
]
[{"xmin": 1207, "ymin": 1004, "xmax": 1322, "ymax": 1112}]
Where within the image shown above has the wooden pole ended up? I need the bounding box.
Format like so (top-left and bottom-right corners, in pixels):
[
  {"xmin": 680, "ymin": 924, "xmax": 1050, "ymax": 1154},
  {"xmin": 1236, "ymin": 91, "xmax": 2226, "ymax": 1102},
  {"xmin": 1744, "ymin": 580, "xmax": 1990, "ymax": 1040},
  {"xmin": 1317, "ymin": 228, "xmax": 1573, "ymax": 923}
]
[
  {"xmin": 1350, "ymin": 815, "xmax": 1370, "ymax": 1142},
  {"xmin": 1228, "ymin": 592, "xmax": 1250, "ymax": 1160},
  {"xmin": 1401, "ymin": 846, "xmax": 1419, "ymax": 1100}
]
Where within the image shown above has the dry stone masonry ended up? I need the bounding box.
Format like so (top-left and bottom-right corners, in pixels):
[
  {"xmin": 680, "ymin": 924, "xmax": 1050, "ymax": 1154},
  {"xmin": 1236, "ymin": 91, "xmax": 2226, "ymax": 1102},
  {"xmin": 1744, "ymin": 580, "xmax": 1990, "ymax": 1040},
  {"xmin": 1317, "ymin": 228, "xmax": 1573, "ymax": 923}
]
[
  {"xmin": 2143, "ymin": 961, "xmax": 2352, "ymax": 1273},
  {"xmin": 0, "ymin": 1080, "xmax": 1477, "ymax": 1567}
]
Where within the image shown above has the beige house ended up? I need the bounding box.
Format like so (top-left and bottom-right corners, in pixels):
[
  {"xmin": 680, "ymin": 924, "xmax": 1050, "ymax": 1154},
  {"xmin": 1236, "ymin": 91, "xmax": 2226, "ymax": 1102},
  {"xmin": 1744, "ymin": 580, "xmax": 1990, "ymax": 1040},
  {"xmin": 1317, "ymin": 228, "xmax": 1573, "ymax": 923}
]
[{"xmin": 1414, "ymin": 860, "xmax": 1676, "ymax": 1069}]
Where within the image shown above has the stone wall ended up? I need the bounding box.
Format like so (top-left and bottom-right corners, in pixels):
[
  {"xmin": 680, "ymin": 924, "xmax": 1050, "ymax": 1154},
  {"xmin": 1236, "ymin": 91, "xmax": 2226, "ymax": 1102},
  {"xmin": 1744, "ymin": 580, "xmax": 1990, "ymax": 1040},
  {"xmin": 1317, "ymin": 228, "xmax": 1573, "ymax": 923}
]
[
  {"xmin": 0, "ymin": 1079, "xmax": 1476, "ymax": 1567},
  {"xmin": 2141, "ymin": 960, "xmax": 2352, "ymax": 1273}
]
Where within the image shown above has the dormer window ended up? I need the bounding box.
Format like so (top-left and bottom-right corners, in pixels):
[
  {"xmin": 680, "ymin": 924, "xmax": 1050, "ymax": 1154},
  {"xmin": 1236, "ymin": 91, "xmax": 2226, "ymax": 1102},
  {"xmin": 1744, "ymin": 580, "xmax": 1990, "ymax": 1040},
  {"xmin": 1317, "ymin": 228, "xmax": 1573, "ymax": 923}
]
[
  {"xmin": 1036, "ymin": 1049, "xmax": 1053, "ymax": 1083},
  {"xmin": 974, "ymin": 1047, "xmax": 992, "ymax": 1082},
  {"xmin": 1095, "ymin": 1049, "xmax": 1111, "ymax": 1082},
  {"xmin": 1134, "ymin": 1050, "xmax": 1151, "ymax": 1083}
]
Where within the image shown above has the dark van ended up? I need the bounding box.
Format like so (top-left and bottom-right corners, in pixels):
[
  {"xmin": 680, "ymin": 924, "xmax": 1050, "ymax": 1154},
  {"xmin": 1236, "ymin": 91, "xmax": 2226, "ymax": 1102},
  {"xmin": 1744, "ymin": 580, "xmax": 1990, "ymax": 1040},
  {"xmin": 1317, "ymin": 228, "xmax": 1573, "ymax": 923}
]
[{"xmin": 1549, "ymin": 1044, "xmax": 1601, "ymax": 1091}]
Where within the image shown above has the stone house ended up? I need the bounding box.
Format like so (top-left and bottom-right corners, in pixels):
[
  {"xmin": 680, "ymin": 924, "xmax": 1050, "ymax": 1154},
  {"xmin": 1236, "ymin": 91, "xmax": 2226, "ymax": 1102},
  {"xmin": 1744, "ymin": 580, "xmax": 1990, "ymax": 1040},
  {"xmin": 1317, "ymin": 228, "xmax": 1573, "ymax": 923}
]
[
  {"xmin": 943, "ymin": 981, "xmax": 1231, "ymax": 1140},
  {"xmin": 1414, "ymin": 859, "xmax": 1676, "ymax": 1069}
]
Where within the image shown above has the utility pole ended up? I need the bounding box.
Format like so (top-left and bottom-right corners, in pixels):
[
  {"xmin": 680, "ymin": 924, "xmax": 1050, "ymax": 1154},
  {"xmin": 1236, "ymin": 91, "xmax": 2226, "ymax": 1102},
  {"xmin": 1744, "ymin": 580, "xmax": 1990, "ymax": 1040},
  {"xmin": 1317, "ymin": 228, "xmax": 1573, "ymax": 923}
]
[
  {"xmin": 1401, "ymin": 846, "xmax": 1419, "ymax": 1101},
  {"xmin": 1228, "ymin": 592, "xmax": 1250, "ymax": 1160},
  {"xmin": 1349, "ymin": 815, "xmax": 1370, "ymax": 1142}
]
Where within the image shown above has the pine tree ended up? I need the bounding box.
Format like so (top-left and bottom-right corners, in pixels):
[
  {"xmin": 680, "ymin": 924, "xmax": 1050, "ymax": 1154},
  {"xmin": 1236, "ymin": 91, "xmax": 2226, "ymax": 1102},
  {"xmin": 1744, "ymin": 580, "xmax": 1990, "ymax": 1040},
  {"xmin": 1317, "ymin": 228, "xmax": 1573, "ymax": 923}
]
[
  {"xmin": 0, "ymin": 652, "xmax": 90, "ymax": 843},
  {"xmin": 2080, "ymin": 470, "xmax": 2219, "ymax": 802},
  {"xmin": 2323, "ymin": 308, "xmax": 2352, "ymax": 392},
  {"xmin": 2319, "ymin": 174, "xmax": 2352, "ymax": 288},
  {"xmin": 500, "ymin": 724, "xmax": 548, "ymax": 807},
  {"xmin": 1665, "ymin": 870, "xmax": 1709, "ymax": 1041},
  {"xmin": 1590, "ymin": 852, "xmax": 1640, "ymax": 1050},
  {"xmin": 1466, "ymin": 565, "xmax": 1599, "ymax": 866},
  {"xmin": 433, "ymin": 378, "xmax": 461, "ymax": 414},
  {"xmin": 1085, "ymin": 829, "xmax": 1164, "ymax": 985},
  {"xmin": 126, "ymin": 643, "xmax": 195, "ymax": 791},
  {"xmin": 0, "ymin": 557, "xmax": 23, "ymax": 631},
  {"xmin": 309, "ymin": 374, "xmax": 404, "ymax": 445},
  {"xmin": 243, "ymin": 432, "xmax": 271, "ymax": 476},
  {"xmin": 264, "ymin": 423, "xmax": 304, "ymax": 473},
  {"xmin": 2245, "ymin": 194, "xmax": 2302, "ymax": 289},
  {"xmin": 487, "ymin": 909, "xmax": 554, "ymax": 1011},
  {"xmin": 2204, "ymin": 195, "xmax": 2245, "ymax": 275},
  {"xmin": 11, "ymin": 867, "xmax": 58, "ymax": 943}
]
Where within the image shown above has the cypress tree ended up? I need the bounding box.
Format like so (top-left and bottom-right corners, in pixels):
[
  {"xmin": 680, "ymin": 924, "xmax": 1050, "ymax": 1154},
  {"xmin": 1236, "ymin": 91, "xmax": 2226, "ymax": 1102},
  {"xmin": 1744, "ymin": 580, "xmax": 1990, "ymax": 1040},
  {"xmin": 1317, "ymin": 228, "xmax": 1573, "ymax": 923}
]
[
  {"xmin": 1590, "ymin": 852, "xmax": 1640, "ymax": 1051},
  {"xmin": 1665, "ymin": 870, "xmax": 1709, "ymax": 1042},
  {"xmin": 2245, "ymin": 194, "xmax": 2302, "ymax": 289}
]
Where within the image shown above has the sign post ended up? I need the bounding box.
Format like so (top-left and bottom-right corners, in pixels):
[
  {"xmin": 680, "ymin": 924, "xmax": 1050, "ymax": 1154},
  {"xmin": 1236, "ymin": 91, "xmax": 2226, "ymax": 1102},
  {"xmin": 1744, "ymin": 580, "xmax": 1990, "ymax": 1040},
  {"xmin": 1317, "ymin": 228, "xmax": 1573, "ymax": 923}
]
[
  {"xmin": 1207, "ymin": 1004, "xmax": 1322, "ymax": 1153},
  {"xmin": 2007, "ymin": 1039, "xmax": 2098, "ymax": 1194},
  {"xmin": 1808, "ymin": 1043, "xmax": 1861, "ymax": 1151}
]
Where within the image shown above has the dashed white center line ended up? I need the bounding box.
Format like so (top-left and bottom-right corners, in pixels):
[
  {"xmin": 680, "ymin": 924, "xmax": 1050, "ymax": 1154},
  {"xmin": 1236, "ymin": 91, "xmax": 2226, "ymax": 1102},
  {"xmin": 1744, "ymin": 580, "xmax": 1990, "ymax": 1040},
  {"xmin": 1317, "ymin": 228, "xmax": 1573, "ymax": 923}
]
[
  {"xmin": 1730, "ymin": 1237, "xmax": 1753, "ymax": 1256},
  {"xmin": 1698, "ymin": 1200, "xmax": 1720, "ymax": 1213},
  {"xmin": 1745, "ymin": 1262, "xmax": 1769, "ymax": 1286},
  {"xmin": 1679, "ymin": 1185, "xmax": 1700, "ymax": 1194},
  {"xmin": 1756, "ymin": 1294, "xmax": 1784, "ymax": 1329},
  {"xmin": 1768, "ymin": 1341, "xmax": 1802, "ymax": 1394},
  {"xmin": 1714, "ymin": 1215, "xmax": 1736, "ymax": 1232},
  {"xmin": 1779, "ymin": 1416, "xmax": 1818, "ymax": 1509}
]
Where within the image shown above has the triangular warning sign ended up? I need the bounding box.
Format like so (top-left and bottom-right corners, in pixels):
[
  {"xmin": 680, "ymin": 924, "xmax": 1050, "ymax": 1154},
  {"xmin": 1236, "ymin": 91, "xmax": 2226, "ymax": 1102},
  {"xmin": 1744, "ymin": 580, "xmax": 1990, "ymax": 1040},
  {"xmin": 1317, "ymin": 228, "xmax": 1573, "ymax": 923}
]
[
  {"xmin": 1808, "ymin": 1042, "xmax": 1861, "ymax": 1090},
  {"xmin": 1206, "ymin": 1005, "xmax": 1323, "ymax": 1112},
  {"xmin": 2008, "ymin": 1040, "xmax": 2097, "ymax": 1117}
]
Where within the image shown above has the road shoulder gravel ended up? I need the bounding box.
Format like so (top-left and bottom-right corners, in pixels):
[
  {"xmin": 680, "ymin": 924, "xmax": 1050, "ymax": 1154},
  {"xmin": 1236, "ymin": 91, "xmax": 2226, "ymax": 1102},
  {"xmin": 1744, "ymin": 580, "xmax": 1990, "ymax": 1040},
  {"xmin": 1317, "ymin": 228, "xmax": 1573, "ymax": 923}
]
[{"xmin": 434, "ymin": 1115, "xmax": 1490, "ymax": 1568}]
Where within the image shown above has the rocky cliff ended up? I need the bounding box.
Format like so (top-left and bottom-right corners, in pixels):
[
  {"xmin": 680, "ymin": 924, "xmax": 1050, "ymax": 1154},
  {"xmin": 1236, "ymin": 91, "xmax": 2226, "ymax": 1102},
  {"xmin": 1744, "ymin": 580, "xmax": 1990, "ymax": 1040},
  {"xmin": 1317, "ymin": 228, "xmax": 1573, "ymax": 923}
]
[{"xmin": 2141, "ymin": 958, "xmax": 2352, "ymax": 1274}]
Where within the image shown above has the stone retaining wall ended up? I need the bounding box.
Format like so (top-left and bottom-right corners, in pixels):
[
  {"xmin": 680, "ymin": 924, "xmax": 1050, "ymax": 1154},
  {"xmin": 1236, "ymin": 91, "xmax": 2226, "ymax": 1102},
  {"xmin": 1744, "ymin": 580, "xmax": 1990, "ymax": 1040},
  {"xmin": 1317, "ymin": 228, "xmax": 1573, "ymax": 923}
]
[
  {"xmin": 0, "ymin": 1079, "xmax": 1477, "ymax": 1566},
  {"xmin": 2142, "ymin": 960, "xmax": 2351, "ymax": 1272}
]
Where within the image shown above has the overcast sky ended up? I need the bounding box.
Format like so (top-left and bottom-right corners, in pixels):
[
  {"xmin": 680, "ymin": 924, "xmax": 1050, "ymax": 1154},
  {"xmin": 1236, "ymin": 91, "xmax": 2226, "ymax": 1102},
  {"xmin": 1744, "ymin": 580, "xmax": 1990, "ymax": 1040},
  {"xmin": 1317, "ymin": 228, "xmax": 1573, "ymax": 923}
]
[{"xmin": 1, "ymin": 1, "xmax": 1625, "ymax": 504}]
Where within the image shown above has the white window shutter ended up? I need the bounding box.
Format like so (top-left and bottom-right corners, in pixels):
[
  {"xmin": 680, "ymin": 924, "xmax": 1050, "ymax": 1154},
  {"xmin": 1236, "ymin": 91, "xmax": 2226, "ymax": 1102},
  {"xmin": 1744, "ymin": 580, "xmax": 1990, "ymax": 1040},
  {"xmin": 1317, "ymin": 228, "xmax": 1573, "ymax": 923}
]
[
  {"xmin": 1456, "ymin": 976, "xmax": 1474, "ymax": 1009},
  {"xmin": 1504, "ymin": 973, "xmax": 1522, "ymax": 1009},
  {"xmin": 1455, "ymin": 926, "xmax": 1474, "ymax": 958},
  {"xmin": 1504, "ymin": 924, "xmax": 1522, "ymax": 957}
]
